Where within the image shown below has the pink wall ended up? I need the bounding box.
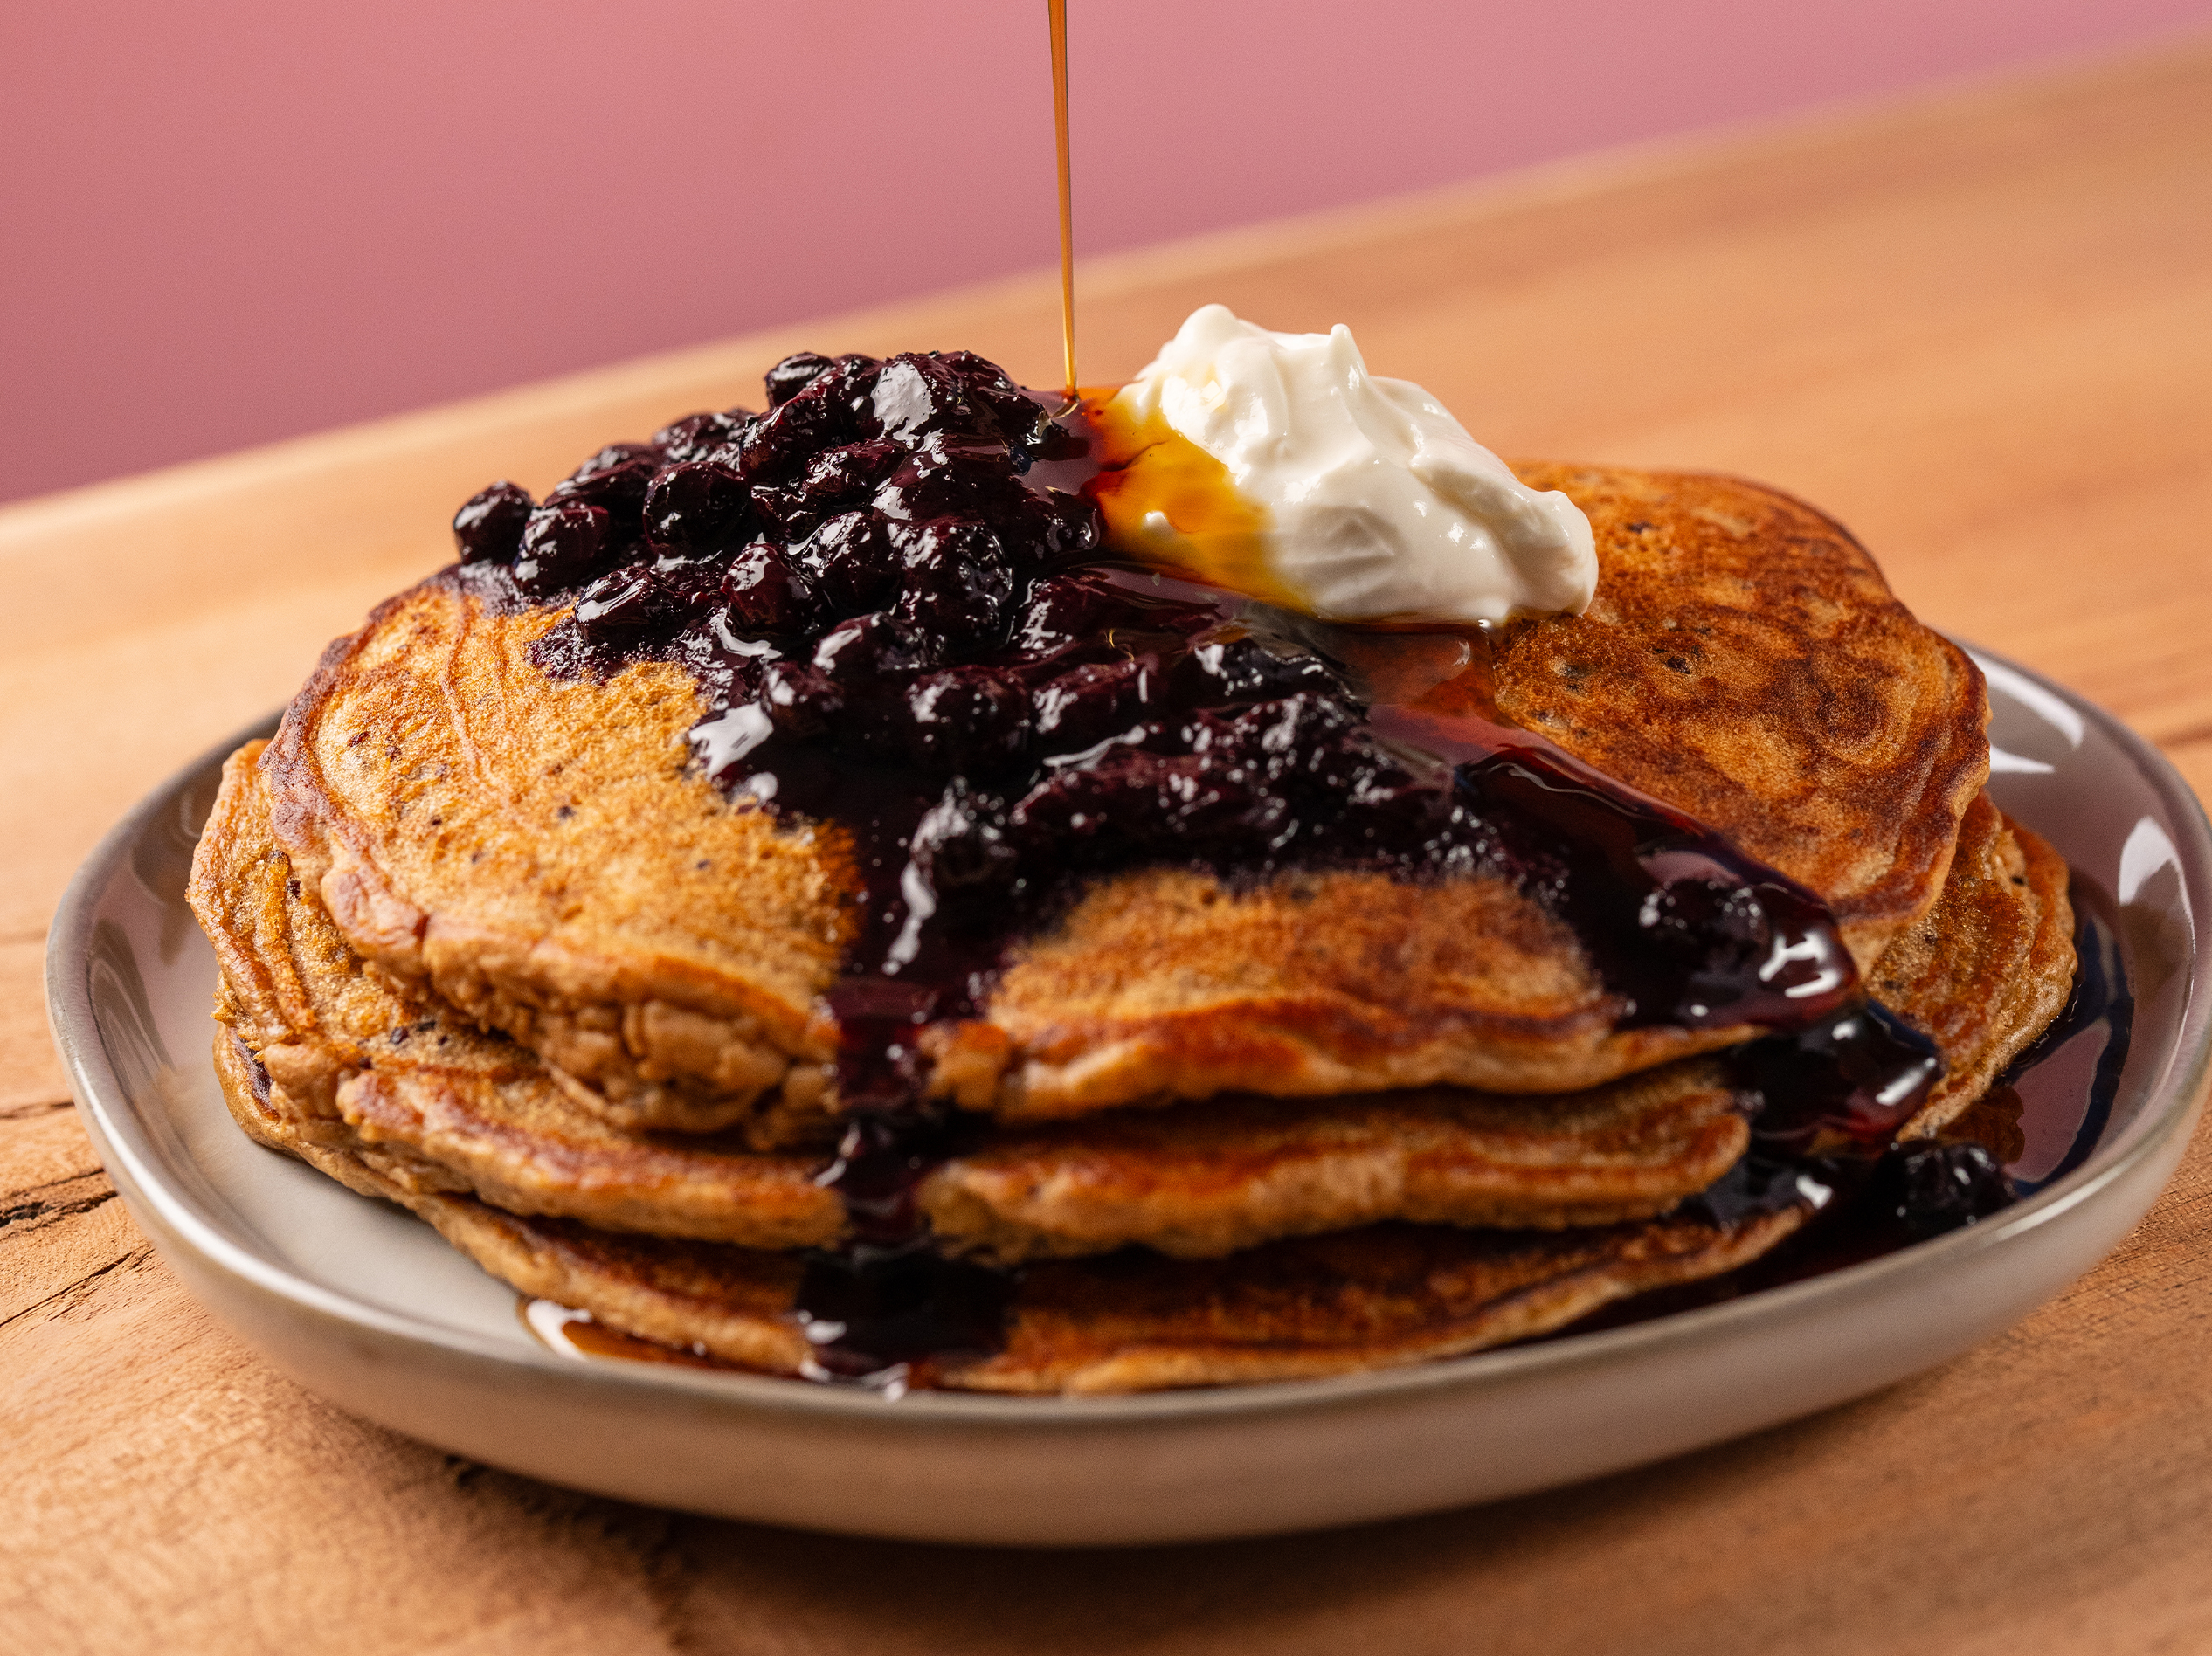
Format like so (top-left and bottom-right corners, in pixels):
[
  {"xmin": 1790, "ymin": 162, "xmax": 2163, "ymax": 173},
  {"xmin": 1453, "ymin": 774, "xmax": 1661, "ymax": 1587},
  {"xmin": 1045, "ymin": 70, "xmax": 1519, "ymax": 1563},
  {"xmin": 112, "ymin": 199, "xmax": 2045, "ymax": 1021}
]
[{"xmin": 5, "ymin": 0, "xmax": 2208, "ymax": 504}]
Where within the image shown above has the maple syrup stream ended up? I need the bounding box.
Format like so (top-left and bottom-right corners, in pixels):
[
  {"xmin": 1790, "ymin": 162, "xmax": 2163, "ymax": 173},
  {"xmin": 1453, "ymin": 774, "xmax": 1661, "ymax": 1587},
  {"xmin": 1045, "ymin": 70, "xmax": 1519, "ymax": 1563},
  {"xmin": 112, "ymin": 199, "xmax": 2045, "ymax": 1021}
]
[{"xmin": 1048, "ymin": 0, "xmax": 1078, "ymax": 409}]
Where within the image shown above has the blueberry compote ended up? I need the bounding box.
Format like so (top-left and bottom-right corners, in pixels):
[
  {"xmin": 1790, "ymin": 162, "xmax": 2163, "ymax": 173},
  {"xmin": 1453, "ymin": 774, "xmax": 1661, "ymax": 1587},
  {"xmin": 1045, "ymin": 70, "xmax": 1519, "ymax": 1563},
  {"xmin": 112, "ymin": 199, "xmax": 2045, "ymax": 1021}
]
[
  {"xmin": 1565, "ymin": 892, "xmax": 2133, "ymax": 1341},
  {"xmin": 450, "ymin": 346, "xmax": 2003, "ymax": 1383}
]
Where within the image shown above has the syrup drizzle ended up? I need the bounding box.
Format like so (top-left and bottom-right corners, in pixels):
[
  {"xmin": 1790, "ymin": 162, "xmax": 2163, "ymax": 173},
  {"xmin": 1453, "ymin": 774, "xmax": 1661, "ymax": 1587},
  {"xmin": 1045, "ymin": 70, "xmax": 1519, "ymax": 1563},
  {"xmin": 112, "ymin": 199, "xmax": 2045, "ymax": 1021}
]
[{"xmin": 1047, "ymin": 0, "xmax": 1078, "ymax": 407}]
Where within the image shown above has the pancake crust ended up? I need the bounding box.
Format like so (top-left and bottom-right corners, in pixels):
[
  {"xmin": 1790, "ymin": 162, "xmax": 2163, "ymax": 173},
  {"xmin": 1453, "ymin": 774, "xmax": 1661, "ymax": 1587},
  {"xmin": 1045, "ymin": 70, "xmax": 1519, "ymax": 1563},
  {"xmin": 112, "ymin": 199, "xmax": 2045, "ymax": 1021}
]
[
  {"xmin": 261, "ymin": 466, "xmax": 1987, "ymax": 1124},
  {"xmin": 1884, "ymin": 794, "xmax": 2076, "ymax": 1136},
  {"xmin": 1500, "ymin": 466, "xmax": 1988, "ymax": 950},
  {"xmin": 260, "ymin": 590, "xmax": 847, "ymax": 1135},
  {"xmin": 196, "ymin": 743, "xmax": 845, "ymax": 1249},
  {"xmin": 951, "ymin": 1215, "xmax": 1805, "ymax": 1394}
]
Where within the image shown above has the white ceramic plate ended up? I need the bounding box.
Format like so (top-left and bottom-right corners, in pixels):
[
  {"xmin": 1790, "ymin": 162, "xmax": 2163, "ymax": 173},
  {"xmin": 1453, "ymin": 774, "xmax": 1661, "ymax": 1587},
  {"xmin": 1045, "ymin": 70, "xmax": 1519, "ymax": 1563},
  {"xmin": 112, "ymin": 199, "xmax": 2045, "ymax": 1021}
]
[{"xmin": 46, "ymin": 646, "xmax": 2212, "ymax": 1546}]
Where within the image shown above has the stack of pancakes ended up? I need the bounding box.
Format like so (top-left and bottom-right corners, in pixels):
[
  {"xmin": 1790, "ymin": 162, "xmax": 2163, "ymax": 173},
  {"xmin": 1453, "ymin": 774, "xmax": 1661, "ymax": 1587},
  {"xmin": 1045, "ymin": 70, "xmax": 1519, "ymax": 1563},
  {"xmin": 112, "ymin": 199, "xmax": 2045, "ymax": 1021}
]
[{"xmin": 190, "ymin": 464, "xmax": 2076, "ymax": 1392}]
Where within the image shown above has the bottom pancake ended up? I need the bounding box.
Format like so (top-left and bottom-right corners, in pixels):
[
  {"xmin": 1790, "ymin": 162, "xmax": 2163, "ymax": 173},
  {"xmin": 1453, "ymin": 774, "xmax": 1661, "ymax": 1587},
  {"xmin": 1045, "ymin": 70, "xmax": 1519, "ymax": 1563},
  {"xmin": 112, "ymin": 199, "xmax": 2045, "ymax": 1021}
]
[{"xmin": 218, "ymin": 1059, "xmax": 1801, "ymax": 1395}]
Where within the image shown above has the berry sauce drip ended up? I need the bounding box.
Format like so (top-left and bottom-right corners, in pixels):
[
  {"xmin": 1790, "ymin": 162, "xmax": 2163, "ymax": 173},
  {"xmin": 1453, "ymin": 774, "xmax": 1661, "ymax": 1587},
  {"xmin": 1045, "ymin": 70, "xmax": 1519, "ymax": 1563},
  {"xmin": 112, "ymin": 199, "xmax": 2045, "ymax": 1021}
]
[
  {"xmin": 1560, "ymin": 898, "xmax": 2136, "ymax": 1343},
  {"xmin": 447, "ymin": 346, "xmax": 1980, "ymax": 1383}
]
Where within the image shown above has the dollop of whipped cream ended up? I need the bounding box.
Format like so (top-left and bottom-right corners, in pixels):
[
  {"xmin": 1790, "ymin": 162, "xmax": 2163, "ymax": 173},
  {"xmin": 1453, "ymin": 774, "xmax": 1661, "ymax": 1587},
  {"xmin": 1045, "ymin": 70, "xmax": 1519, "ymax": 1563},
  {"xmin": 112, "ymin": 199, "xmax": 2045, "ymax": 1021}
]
[{"xmin": 1096, "ymin": 305, "xmax": 1596, "ymax": 624}]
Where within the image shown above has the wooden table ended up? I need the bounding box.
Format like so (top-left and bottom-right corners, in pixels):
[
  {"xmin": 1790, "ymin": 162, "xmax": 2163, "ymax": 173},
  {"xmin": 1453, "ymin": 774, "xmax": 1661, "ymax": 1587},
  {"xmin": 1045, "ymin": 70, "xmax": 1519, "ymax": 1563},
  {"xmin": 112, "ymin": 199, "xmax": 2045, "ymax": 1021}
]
[{"xmin": 8, "ymin": 39, "xmax": 2212, "ymax": 1653}]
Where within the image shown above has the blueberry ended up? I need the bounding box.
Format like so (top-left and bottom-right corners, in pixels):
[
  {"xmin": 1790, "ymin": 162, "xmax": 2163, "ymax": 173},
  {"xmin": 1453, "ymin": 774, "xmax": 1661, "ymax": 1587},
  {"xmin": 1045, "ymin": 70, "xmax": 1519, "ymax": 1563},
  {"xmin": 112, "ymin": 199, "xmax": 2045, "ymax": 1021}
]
[
  {"xmin": 720, "ymin": 539, "xmax": 815, "ymax": 634},
  {"xmin": 452, "ymin": 480, "xmax": 533, "ymax": 564},
  {"xmin": 757, "ymin": 440, "xmax": 902, "ymax": 542},
  {"xmin": 654, "ymin": 409, "xmax": 755, "ymax": 465},
  {"xmin": 1195, "ymin": 694, "xmax": 1371, "ymax": 792},
  {"xmin": 994, "ymin": 486, "xmax": 1103, "ymax": 562},
  {"xmin": 758, "ymin": 660, "xmax": 843, "ymax": 740},
  {"xmin": 1003, "ymin": 762, "xmax": 1137, "ymax": 849},
  {"xmin": 644, "ymin": 460, "xmax": 754, "ymax": 553},
  {"xmin": 573, "ymin": 562, "xmax": 683, "ymax": 645},
  {"xmin": 547, "ymin": 452, "xmax": 657, "ymax": 545},
  {"xmin": 700, "ymin": 647, "xmax": 775, "ymax": 709},
  {"xmin": 909, "ymin": 778, "xmax": 1020, "ymax": 894},
  {"xmin": 799, "ymin": 438, "xmax": 902, "ymax": 508},
  {"xmin": 812, "ymin": 611, "xmax": 930, "ymax": 687},
  {"xmin": 1011, "ymin": 744, "xmax": 1289, "ymax": 856},
  {"xmin": 1639, "ymin": 879, "xmax": 1774, "ymax": 965},
  {"xmin": 904, "ymin": 669, "xmax": 1030, "ymax": 776},
  {"xmin": 513, "ymin": 500, "xmax": 610, "ymax": 595},
  {"xmin": 1179, "ymin": 638, "xmax": 1342, "ymax": 706},
  {"xmin": 1872, "ymin": 1142, "xmax": 2015, "ymax": 1240},
  {"xmin": 892, "ymin": 518, "xmax": 1015, "ymax": 638},
  {"xmin": 870, "ymin": 354, "xmax": 980, "ymax": 443},
  {"xmin": 570, "ymin": 440, "xmax": 662, "ymax": 479},
  {"xmin": 1011, "ymin": 573, "xmax": 1214, "ymax": 659},
  {"xmin": 764, "ymin": 351, "xmax": 836, "ymax": 407},
  {"xmin": 741, "ymin": 357, "xmax": 882, "ymax": 484},
  {"xmin": 774, "ymin": 623, "xmax": 921, "ymax": 758},
  {"xmin": 791, "ymin": 510, "xmax": 897, "ymax": 618},
  {"xmin": 1031, "ymin": 658, "xmax": 1161, "ymax": 754},
  {"xmin": 1010, "ymin": 574, "xmax": 1120, "ymax": 656},
  {"xmin": 873, "ymin": 437, "xmax": 1028, "ymax": 524},
  {"xmin": 935, "ymin": 350, "xmax": 1051, "ymax": 446}
]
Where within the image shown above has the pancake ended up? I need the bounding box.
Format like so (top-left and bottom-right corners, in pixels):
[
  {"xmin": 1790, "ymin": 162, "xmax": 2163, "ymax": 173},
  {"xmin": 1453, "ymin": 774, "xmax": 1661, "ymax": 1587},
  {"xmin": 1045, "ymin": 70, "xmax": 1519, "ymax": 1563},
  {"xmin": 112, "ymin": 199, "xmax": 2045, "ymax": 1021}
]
[
  {"xmin": 951, "ymin": 1213, "xmax": 1804, "ymax": 1394},
  {"xmin": 1498, "ymin": 466, "xmax": 1986, "ymax": 955},
  {"xmin": 198, "ymin": 739, "xmax": 2070, "ymax": 1270},
  {"xmin": 259, "ymin": 595, "xmax": 835, "ymax": 1136},
  {"xmin": 921, "ymin": 1071, "xmax": 1747, "ymax": 1261},
  {"xmin": 207, "ymin": 907, "xmax": 1812, "ymax": 1394},
  {"xmin": 198, "ymin": 742, "xmax": 842, "ymax": 1249},
  {"xmin": 197, "ymin": 742, "xmax": 1757, "ymax": 1254},
  {"xmin": 212, "ymin": 1106, "xmax": 1802, "ymax": 1395},
  {"xmin": 1884, "ymin": 792, "xmax": 2076, "ymax": 1137},
  {"xmin": 259, "ymin": 465, "xmax": 1987, "ymax": 1128}
]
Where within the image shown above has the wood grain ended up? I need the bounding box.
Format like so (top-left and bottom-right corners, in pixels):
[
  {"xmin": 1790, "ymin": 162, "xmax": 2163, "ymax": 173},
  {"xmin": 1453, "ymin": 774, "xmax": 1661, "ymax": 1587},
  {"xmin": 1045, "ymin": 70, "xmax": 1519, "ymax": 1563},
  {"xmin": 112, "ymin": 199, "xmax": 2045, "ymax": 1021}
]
[{"xmin": 5, "ymin": 38, "xmax": 2211, "ymax": 1653}]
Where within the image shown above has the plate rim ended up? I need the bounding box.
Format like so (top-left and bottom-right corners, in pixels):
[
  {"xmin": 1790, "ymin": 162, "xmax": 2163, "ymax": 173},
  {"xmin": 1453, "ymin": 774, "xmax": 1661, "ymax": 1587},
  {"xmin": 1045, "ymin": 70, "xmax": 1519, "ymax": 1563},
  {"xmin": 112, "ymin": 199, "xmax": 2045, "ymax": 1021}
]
[{"xmin": 45, "ymin": 643, "xmax": 2212, "ymax": 1432}]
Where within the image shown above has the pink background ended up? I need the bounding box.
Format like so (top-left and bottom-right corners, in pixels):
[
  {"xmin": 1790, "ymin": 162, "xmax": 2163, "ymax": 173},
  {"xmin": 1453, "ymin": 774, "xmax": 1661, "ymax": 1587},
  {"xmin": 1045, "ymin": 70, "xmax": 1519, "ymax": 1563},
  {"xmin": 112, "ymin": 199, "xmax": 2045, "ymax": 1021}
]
[{"xmin": 6, "ymin": 0, "xmax": 2208, "ymax": 504}]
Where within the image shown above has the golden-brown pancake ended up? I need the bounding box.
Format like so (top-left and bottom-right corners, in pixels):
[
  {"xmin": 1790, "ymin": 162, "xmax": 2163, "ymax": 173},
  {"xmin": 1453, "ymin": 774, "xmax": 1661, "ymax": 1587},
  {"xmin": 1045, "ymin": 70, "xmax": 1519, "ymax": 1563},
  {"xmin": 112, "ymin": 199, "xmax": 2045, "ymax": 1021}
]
[
  {"xmin": 1885, "ymin": 793, "xmax": 2076, "ymax": 1136},
  {"xmin": 922, "ymin": 1073, "xmax": 1749, "ymax": 1261},
  {"xmin": 916, "ymin": 1066, "xmax": 1743, "ymax": 1255},
  {"xmin": 259, "ymin": 466, "xmax": 1987, "ymax": 1127},
  {"xmin": 198, "ymin": 743, "xmax": 1757, "ymax": 1254},
  {"xmin": 259, "ymin": 597, "xmax": 838, "ymax": 1136},
  {"xmin": 1498, "ymin": 466, "xmax": 1987, "ymax": 956},
  {"xmin": 950, "ymin": 1214, "xmax": 1805, "ymax": 1394},
  {"xmin": 198, "ymin": 742, "xmax": 843, "ymax": 1248},
  {"xmin": 216, "ymin": 1112, "xmax": 1802, "ymax": 1396},
  {"xmin": 199, "ymin": 738, "xmax": 2070, "ymax": 1272}
]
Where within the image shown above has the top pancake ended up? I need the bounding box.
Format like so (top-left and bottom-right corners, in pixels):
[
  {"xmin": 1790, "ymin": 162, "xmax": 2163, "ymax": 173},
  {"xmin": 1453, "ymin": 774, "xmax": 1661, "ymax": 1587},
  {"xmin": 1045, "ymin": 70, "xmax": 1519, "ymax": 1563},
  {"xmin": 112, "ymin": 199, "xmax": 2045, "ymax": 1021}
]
[{"xmin": 261, "ymin": 465, "xmax": 1987, "ymax": 1128}]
